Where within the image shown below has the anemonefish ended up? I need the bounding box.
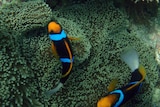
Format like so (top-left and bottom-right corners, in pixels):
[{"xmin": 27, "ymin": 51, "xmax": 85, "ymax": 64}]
[
  {"xmin": 97, "ymin": 48, "xmax": 146, "ymax": 107},
  {"xmin": 45, "ymin": 21, "xmax": 74, "ymax": 96}
]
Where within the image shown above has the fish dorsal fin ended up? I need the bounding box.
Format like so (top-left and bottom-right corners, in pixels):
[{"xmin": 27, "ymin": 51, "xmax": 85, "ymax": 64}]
[
  {"xmin": 107, "ymin": 79, "xmax": 118, "ymax": 92},
  {"xmin": 51, "ymin": 42, "xmax": 59, "ymax": 59}
]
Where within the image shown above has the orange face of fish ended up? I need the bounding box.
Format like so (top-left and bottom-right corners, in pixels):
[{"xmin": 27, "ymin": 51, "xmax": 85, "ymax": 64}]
[
  {"xmin": 48, "ymin": 21, "xmax": 61, "ymax": 34},
  {"xmin": 97, "ymin": 94, "xmax": 117, "ymax": 107}
]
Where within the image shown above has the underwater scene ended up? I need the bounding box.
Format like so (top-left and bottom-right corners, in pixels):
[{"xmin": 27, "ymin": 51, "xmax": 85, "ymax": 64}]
[{"xmin": 0, "ymin": 0, "xmax": 160, "ymax": 107}]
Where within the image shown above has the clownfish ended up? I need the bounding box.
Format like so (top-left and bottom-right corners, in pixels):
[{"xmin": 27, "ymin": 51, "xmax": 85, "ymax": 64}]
[
  {"xmin": 45, "ymin": 21, "xmax": 74, "ymax": 96},
  {"xmin": 97, "ymin": 48, "xmax": 146, "ymax": 107}
]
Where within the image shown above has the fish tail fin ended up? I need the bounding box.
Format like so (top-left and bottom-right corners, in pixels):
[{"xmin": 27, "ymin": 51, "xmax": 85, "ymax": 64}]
[
  {"xmin": 138, "ymin": 64, "xmax": 146, "ymax": 81},
  {"xmin": 126, "ymin": 65, "xmax": 146, "ymax": 91},
  {"xmin": 121, "ymin": 48, "xmax": 139, "ymax": 72},
  {"xmin": 44, "ymin": 82, "xmax": 63, "ymax": 97}
]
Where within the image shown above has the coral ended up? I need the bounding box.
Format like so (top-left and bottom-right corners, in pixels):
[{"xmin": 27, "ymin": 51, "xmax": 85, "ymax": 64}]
[
  {"xmin": 0, "ymin": 0, "xmax": 52, "ymax": 36},
  {"xmin": 44, "ymin": 0, "xmax": 89, "ymax": 10},
  {"xmin": 36, "ymin": 0, "xmax": 158, "ymax": 107},
  {"xmin": 0, "ymin": 0, "xmax": 159, "ymax": 107},
  {"xmin": 0, "ymin": 0, "xmax": 44, "ymax": 7},
  {"xmin": 152, "ymin": 88, "xmax": 160, "ymax": 107},
  {"xmin": 155, "ymin": 36, "xmax": 160, "ymax": 65},
  {"xmin": 133, "ymin": 0, "xmax": 159, "ymax": 3},
  {"xmin": 0, "ymin": 29, "xmax": 43, "ymax": 107},
  {"xmin": 0, "ymin": 1, "xmax": 52, "ymax": 107},
  {"xmin": 0, "ymin": 0, "xmax": 19, "ymax": 7},
  {"xmin": 44, "ymin": 0, "xmax": 59, "ymax": 10},
  {"xmin": 122, "ymin": 0, "xmax": 158, "ymax": 27}
]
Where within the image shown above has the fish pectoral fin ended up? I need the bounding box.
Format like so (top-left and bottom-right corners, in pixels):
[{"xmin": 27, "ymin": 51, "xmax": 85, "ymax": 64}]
[
  {"xmin": 51, "ymin": 42, "xmax": 59, "ymax": 59},
  {"xmin": 107, "ymin": 79, "xmax": 118, "ymax": 92},
  {"xmin": 68, "ymin": 36, "xmax": 80, "ymax": 41}
]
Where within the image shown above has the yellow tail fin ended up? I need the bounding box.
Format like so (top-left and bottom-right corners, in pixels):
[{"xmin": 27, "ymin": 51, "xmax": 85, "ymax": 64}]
[
  {"xmin": 138, "ymin": 65, "xmax": 146, "ymax": 81},
  {"xmin": 126, "ymin": 65, "xmax": 146, "ymax": 91}
]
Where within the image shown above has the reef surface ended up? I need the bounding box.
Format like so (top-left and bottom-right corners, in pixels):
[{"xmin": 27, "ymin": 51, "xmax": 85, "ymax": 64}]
[{"xmin": 0, "ymin": 0, "xmax": 160, "ymax": 107}]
